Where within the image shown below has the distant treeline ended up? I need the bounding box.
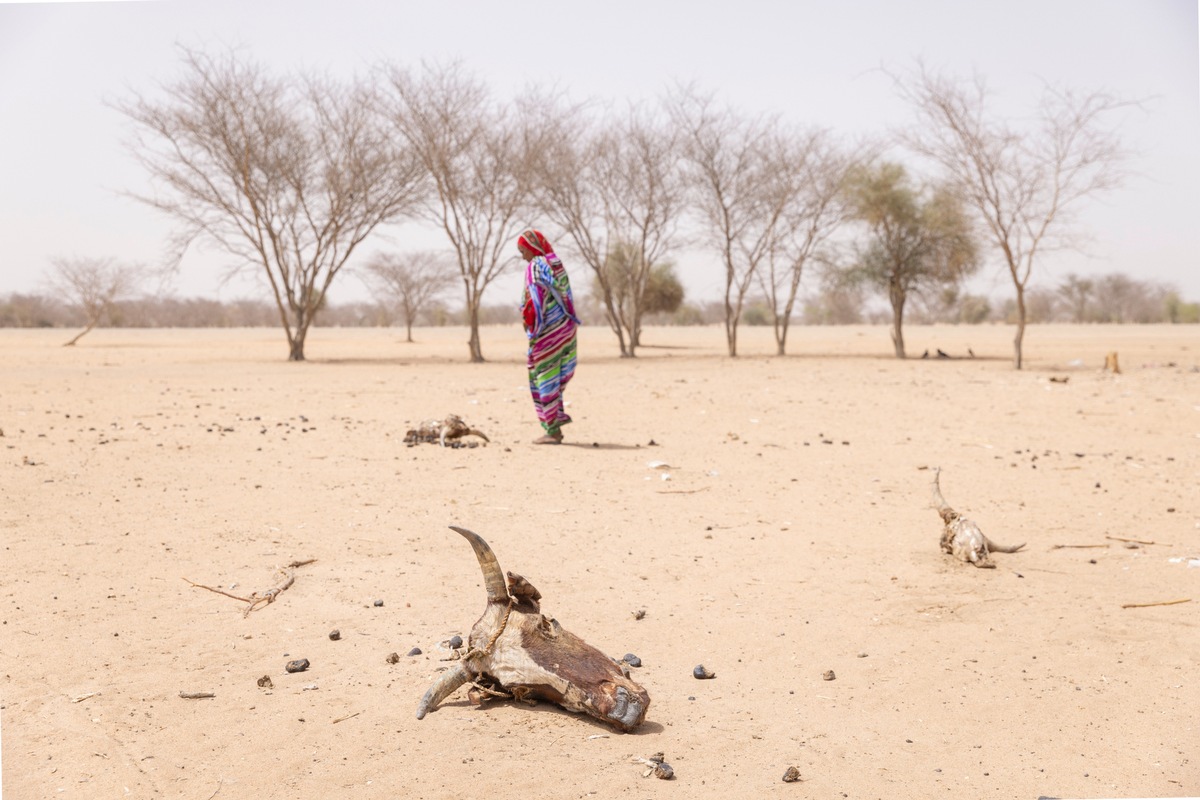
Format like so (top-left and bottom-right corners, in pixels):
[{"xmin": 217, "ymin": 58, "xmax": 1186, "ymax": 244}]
[{"xmin": 2, "ymin": 271, "xmax": 1196, "ymax": 329}]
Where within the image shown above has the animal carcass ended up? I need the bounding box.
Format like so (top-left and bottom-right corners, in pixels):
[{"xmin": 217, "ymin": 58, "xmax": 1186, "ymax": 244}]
[{"xmin": 416, "ymin": 526, "xmax": 650, "ymax": 732}]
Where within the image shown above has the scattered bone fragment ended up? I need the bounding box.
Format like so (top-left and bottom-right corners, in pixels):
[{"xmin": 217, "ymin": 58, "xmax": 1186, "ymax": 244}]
[
  {"xmin": 632, "ymin": 752, "xmax": 675, "ymax": 780},
  {"xmin": 931, "ymin": 468, "xmax": 1024, "ymax": 568}
]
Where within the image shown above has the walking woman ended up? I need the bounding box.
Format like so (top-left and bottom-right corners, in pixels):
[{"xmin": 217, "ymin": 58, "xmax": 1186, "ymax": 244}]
[{"xmin": 517, "ymin": 229, "xmax": 580, "ymax": 444}]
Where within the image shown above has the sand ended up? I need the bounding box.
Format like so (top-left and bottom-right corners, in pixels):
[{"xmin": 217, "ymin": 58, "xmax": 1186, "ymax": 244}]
[{"xmin": 1, "ymin": 323, "xmax": 1197, "ymax": 799}]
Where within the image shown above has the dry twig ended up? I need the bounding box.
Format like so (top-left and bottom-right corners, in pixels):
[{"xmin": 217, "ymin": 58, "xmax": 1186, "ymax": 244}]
[
  {"xmin": 1105, "ymin": 535, "xmax": 1163, "ymax": 546},
  {"xmin": 1051, "ymin": 544, "xmax": 1109, "ymax": 550},
  {"xmin": 1121, "ymin": 598, "xmax": 1191, "ymax": 610},
  {"xmin": 184, "ymin": 559, "xmax": 316, "ymax": 617},
  {"xmin": 332, "ymin": 711, "xmax": 361, "ymax": 724},
  {"xmin": 178, "ymin": 691, "xmax": 215, "ymax": 699}
]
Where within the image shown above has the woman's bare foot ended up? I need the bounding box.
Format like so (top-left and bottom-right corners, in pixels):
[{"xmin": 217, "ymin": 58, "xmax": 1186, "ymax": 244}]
[{"xmin": 533, "ymin": 433, "xmax": 563, "ymax": 445}]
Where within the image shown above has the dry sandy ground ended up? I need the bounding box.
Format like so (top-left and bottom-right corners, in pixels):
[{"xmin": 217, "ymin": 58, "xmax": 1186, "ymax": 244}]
[{"xmin": 1, "ymin": 323, "xmax": 1197, "ymax": 800}]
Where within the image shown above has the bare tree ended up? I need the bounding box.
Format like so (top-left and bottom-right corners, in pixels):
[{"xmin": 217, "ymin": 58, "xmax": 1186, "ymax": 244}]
[
  {"xmin": 532, "ymin": 103, "xmax": 685, "ymax": 356},
  {"xmin": 46, "ymin": 256, "xmax": 143, "ymax": 345},
  {"xmin": 757, "ymin": 131, "xmax": 858, "ymax": 355},
  {"xmin": 381, "ymin": 62, "xmax": 542, "ymax": 362},
  {"xmin": 115, "ymin": 47, "xmax": 424, "ymax": 361},
  {"xmin": 669, "ymin": 87, "xmax": 797, "ymax": 357},
  {"xmin": 894, "ymin": 64, "xmax": 1130, "ymax": 368},
  {"xmin": 843, "ymin": 161, "xmax": 979, "ymax": 357},
  {"xmin": 360, "ymin": 250, "xmax": 455, "ymax": 342}
]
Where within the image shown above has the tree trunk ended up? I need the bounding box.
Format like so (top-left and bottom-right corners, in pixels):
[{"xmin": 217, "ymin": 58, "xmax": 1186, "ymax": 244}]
[
  {"xmin": 63, "ymin": 316, "xmax": 99, "ymax": 347},
  {"xmin": 1013, "ymin": 287, "xmax": 1026, "ymax": 370},
  {"xmin": 287, "ymin": 306, "xmax": 310, "ymax": 362},
  {"xmin": 288, "ymin": 320, "xmax": 308, "ymax": 361},
  {"xmin": 467, "ymin": 301, "xmax": 484, "ymax": 363},
  {"xmin": 405, "ymin": 319, "xmax": 414, "ymax": 343},
  {"xmin": 890, "ymin": 285, "xmax": 906, "ymax": 359},
  {"xmin": 725, "ymin": 301, "xmax": 739, "ymax": 358},
  {"xmin": 601, "ymin": 297, "xmax": 630, "ymax": 357}
]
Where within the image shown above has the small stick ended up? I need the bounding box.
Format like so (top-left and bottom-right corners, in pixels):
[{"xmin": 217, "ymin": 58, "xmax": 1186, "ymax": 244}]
[
  {"xmin": 184, "ymin": 559, "xmax": 316, "ymax": 617},
  {"xmin": 179, "ymin": 691, "xmax": 216, "ymax": 699},
  {"xmin": 1105, "ymin": 535, "xmax": 1163, "ymax": 546},
  {"xmin": 656, "ymin": 487, "xmax": 711, "ymax": 495},
  {"xmin": 182, "ymin": 579, "xmax": 251, "ymax": 603},
  {"xmin": 1121, "ymin": 598, "xmax": 1191, "ymax": 609},
  {"xmin": 71, "ymin": 692, "xmax": 99, "ymax": 703},
  {"xmin": 332, "ymin": 711, "xmax": 361, "ymax": 724},
  {"xmin": 1051, "ymin": 544, "xmax": 1109, "ymax": 550}
]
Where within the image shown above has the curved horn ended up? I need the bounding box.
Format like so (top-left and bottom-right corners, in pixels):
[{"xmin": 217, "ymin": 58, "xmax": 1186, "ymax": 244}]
[
  {"xmin": 416, "ymin": 663, "xmax": 469, "ymax": 719},
  {"xmin": 449, "ymin": 526, "xmax": 508, "ymax": 603}
]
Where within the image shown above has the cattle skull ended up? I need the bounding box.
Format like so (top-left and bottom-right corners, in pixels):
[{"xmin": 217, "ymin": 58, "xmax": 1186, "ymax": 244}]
[{"xmin": 416, "ymin": 526, "xmax": 650, "ymax": 732}]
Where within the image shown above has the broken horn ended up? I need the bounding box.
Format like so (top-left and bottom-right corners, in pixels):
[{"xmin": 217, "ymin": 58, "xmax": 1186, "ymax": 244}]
[
  {"xmin": 449, "ymin": 525, "xmax": 509, "ymax": 604},
  {"xmin": 416, "ymin": 663, "xmax": 469, "ymax": 720}
]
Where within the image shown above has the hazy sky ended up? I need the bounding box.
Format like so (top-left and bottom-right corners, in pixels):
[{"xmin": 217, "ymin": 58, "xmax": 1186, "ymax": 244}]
[{"xmin": 1, "ymin": 0, "xmax": 1197, "ymax": 305}]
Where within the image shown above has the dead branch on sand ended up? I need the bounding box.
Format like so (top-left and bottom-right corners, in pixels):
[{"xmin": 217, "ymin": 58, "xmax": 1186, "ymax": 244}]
[
  {"xmin": 1121, "ymin": 598, "xmax": 1191, "ymax": 610},
  {"xmin": 1105, "ymin": 535, "xmax": 1163, "ymax": 546},
  {"xmin": 184, "ymin": 559, "xmax": 316, "ymax": 617}
]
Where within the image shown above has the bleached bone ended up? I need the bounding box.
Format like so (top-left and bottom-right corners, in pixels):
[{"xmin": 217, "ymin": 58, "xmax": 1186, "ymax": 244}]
[
  {"xmin": 416, "ymin": 526, "xmax": 650, "ymax": 732},
  {"xmin": 931, "ymin": 468, "xmax": 1025, "ymax": 569}
]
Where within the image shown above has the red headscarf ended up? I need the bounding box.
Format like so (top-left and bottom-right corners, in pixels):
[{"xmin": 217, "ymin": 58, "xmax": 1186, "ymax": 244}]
[{"xmin": 517, "ymin": 228, "xmax": 553, "ymax": 258}]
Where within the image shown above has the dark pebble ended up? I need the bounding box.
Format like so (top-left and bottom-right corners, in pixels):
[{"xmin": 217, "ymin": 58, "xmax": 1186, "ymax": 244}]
[
  {"xmin": 693, "ymin": 664, "xmax": 715, "ymax": 680},
  {"xmin": 386, "ymin": 652, "xmax": 400, "ymax": 664},
  {"xmin": 448, "ymin": 635, "xmax": 463, "ymax": 649},
  {"xmin": 257, "ymin": 675, "xmax": 274, "ymax": 689},
  {"xmin": 782, "ymin": 766, "xmax": 801, "ymax": 783},
  {"xmin": 285, "ymin": 658, "xmax": 309, "ymax": 673},
  {"xmin": 822, "ymin": 670, "xmax": 836, "ymax": 681},
  {"xmin": 373, "ymin": 599, "xmax": 384, "ymax": 607},
  {"xmin": 623, "ymin": 653, "xmax": 642, "ymax": 668},
  {"xmin": 328, "ymin": 629, "xmax": 341, "ymax": 641},
  {"xmin": 407, "ymin": 647, "xmax": 422, "ymax": 657}
]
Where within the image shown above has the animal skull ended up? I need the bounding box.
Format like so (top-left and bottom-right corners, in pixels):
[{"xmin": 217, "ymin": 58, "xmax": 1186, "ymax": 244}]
[
  {"xmin": 416, "ymin": 526, "xmax": 650, "ymax": 732},
  {"xmin": 931, "ymin": 468, "xmax": 1025, "ymax": 568}
]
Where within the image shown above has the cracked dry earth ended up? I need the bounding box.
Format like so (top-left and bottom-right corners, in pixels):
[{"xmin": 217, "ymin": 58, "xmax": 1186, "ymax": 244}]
[{"xmin": 1, "ymin": 324, "xmax": 1197, "ymax": 799}]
